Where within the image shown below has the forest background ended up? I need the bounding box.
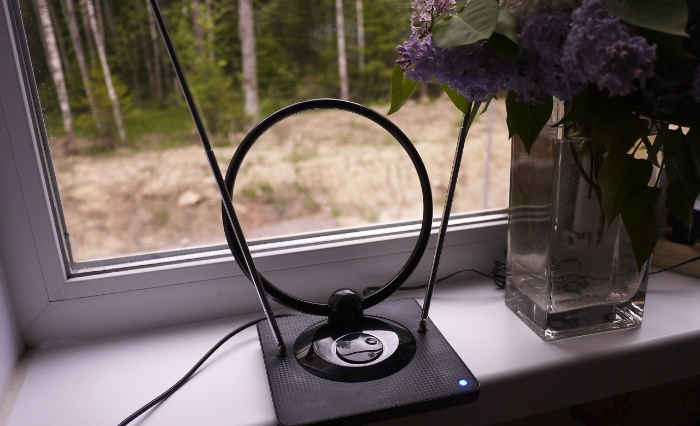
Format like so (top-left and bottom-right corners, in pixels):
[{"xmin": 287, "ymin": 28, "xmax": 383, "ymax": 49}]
[
  {"xmin": 18, "ymin": 0, "xmax": 510, "ymax": 262},
  {"xmin": 23, "ymin": 0, "xmax": 414, "ymax": 152}
]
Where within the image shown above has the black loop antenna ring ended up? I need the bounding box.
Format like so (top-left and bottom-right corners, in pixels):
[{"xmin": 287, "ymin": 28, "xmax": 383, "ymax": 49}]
[{"xmin": 222, "ymin": 98, "xmax": 433, "ymax": 316}]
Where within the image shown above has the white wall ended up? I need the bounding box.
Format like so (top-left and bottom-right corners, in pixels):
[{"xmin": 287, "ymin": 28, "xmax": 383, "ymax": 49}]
[{"xmin": 0, "ymin": 256, "xmax": 22, "ymax": 400}]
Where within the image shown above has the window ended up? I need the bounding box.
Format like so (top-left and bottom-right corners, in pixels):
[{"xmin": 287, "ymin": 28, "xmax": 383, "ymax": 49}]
[{"xmin": 0, "ymin": 0, "xmax": 508, "ymax": 346}]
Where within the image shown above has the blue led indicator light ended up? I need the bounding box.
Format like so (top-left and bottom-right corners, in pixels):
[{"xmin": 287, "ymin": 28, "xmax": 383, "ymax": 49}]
[{"xmin": 458, "ymin": 379, "xmax": 468, "ymax": 387}]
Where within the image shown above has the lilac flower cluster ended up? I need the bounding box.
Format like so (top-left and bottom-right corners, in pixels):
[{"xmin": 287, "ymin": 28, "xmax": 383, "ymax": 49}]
[
  {"xmin": 636, "ymin": 0, "xmax": 700, "ymax": 118},
  {"xmin": 513, "ymin": 6, "xmax": 584, "ymax": 103},
  {"xmin": 397, "ymin": 35, "xmax": 514, "ymax": 101},
  {"xmin": 562, "ymin": 0, "xmax": 655, "ymax": 97},
  {"xmin": 409, "ymin": 0, "xmax": 457, "ymax": 37},
  {"xmin": 503, "ymin": 0, "xmax": 580, "ymax": 19},
  {"xmin": 397, "ymin": 0, "xmax": 661, "ymax": 105}
]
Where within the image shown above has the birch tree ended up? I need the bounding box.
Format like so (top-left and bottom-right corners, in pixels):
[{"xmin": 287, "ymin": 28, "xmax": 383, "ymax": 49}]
[
  {"xmin": 335, "ymin": 0, "xmax": 349, "ymax": 100},
  {"xmin": 80, "ymin": 0, "xmax": 127, "ymax": 146},
  {"xmin": 46, "ymin": 0, "xmax": 71, "ymax": 74},
  {"xmin": 145, "ymin": 0, "xmax": 163, "ymax": 100},
  {"xmin": 33, "ymin": 0, "xmax": 77, "ymax": 155},
  {"xmin": 238, "ymin": 0, "xmax": 259, "ymax": 119},
  {"xmin": 191, "ymin": 0, "xmax": 206, "ymax": 56},
  {"xmin": 205, "ymin": 0, "xmax": 214, "ymax": 61},
  {"xmin": 61, "ymin": 0, "xmax": 101, "ymax": 131},
  {"xmin": 79, "ymin": 0, "xmax": 96, "ymax": 66},
  {"xmin": 356, "ymin": 0, "xmax": 365, "ymax": 74}
]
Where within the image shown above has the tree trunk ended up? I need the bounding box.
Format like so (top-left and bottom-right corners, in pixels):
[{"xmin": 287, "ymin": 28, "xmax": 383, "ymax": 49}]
[
  {"xmin": 191, "ymin": 0, "xmax": 205, "ymax": 57},
  {"xmin": 335, "ymin": 0, "xmax": 349, "ymax": 100},
  {"xmin": 46, "ymin": 0, "xmax": 71, "ymax": 76},
  {"xmin": 136, "ymin": 0, "xmax": 153, "ymax": 104},
  {"xmin": 81, "ymin": 0, "xmax": 127, "ymax": 146},
  {"xmin": 33, "ymin": 0, "xmax": 77, "ymax": 155},
  {"xmin": 79, "ymin": 0, "xmax": 96, "ymax": 66},
  {"xmin": 238, "ymin": 0, "xmax": 259, "ymax": 119},
  {"xmin": 205, "ymin": 0, "xmax": 214, "ymax": 61},
  {"xmin": 100, "ymin": 0, "xmax": 117, "ymax": 37},
  {"xmin": 61, "ymin": 0, "xmax": 101, "ymax": 132},
  {"xmin": 145, "ymin": 0, "xmax": 164, "ymax": 100},
  {"xmin": 356, "ymin": 0, "xmax": 365, "ymax": 74}
]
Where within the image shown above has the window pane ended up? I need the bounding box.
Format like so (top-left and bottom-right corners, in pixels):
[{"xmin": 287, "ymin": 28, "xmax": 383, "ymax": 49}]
[{"xmin": 18, "ymin": 0, "xmax": 510, "ymax": 264}]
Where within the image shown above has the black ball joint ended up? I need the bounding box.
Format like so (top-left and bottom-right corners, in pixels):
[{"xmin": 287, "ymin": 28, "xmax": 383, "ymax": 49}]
[{"xmin": 328, "ymin": 288, "xmax": 364, "ymax": 333}]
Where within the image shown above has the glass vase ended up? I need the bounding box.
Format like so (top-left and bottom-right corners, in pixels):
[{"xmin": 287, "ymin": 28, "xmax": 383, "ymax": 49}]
[{"xmin": 505, "ymin": 104, "xmax": 649, "ymax": 341}]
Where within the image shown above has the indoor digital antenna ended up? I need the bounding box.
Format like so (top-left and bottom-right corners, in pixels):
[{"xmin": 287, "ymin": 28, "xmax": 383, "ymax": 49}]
[{"xmin": 148, "ymin": 0, "xmax": 480, "ymax": 424}]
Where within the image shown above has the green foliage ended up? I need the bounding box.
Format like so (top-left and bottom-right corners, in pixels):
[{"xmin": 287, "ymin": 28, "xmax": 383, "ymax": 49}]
[
  {"xmin": 354, "ymin": 0, "xmax": 414, "ymax": 102},
  {"xmin": 605, "ymin": 0, "xmax": 689, "ymax": 36},
  {"xmin": 588, "ymin": 94, "xmax": 649, "ymax": 155},
  {"xmin": 390, "ymin": 0, "xmax": 700, "ymax": 270},
  {"xmin": 87, "ymin": 66, "xmax": 133, "ymax": 149},
  {"xmin": 505, "ymin": 93, "xmax": 552, "ymax": 153},
  {"xmin": 190, "ymin": 60, "xmax": 238, "ymax": 135},
  {"xmin": 489, "ymin": 6, "xmax": 520, "ymax": 59},
  {"xmin": 621, "ymin": 186, "xmax": 662, "ymax": 270},
  {"xmin": 662, "ymin": 127, "xmax": 700, "ymax": 229},
  {"xmin": 598, "ymin": 152, "xmax": 654, "ymax": 227},
  {"xmin": 152, "ymin": 205, "xmax": 170, "ymax": 227},
  {"xmin": 440, "ymin": 83, "xmax": 470, "ymax": 115},
  {"xmin": 432, "ymin": 0, "xmax": 499, "ymax": 48},
  {"xmin": 25, "ymin": 0, "xmax": 413, "ymax": 149},
  {"xmin": 388, "ymin": 65, "xmax": 418, "ymax": 114}
]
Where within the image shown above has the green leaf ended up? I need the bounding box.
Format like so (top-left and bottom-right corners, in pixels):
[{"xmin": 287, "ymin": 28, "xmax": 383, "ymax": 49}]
[
  {"xmin": 554, "ymin": 89, "xmax": 590, "ymax": 127},
  {"xmin": 432, "ymin": 0, "xmax": 499, "ymax": 48},
  {"xmin": 505, "ymin": 93, "xmax": 552, "ymax": 153},
  {"xmin": 638, "ymin": 29, "xmax": 694, "ymax": 63},
  {"xmin": 605, "ymin": 0, "xmax": 689, "ymax": 37},
  {"xmin": 661, "ymin": 127, "xmax": 700, "ymax": 228},
  {"xmin": 388, "ymin": 65, "xmax": 418, "ymax": 115},
  {"xmin": 621, "ymin": 186, "xmax": 661, "ymax": 271},
  {"xmin": 598, "ymin": 152, "xmax": 653, "ymax": 226},
  {"xmin": 589, "ymin": 96, "xmax": 649, "ymax": 154},
  {"xmin": 440, "ymin": 83, "xmax": 471, "ymax": 115},
  {"xmin": 489, "ymin": 6, "xmax": 520, "ymax": 60}
]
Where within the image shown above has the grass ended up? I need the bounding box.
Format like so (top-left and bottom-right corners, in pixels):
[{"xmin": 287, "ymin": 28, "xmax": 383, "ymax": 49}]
[
  {"xmin": 152, "ymin": 206, "xmax": 170, "ymax": 227},
  {"xmin": 125, "ymin": 106, "xmax": 194, "ymax": 139},
  {"xmin": 44, "ymin": 105, "xmax": 198, "ymax": 154}
]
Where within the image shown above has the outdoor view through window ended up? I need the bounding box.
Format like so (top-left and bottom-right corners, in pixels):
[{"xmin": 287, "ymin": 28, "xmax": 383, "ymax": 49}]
[{"xmin": 19, "ymin": 0, "xmax": 510, "ymax": 264}]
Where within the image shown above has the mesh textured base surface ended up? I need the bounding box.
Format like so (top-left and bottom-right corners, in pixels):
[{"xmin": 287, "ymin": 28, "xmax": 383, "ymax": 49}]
[{"xmin": 257, "ymin": 298, "xmax": 479, "ymax": 425}]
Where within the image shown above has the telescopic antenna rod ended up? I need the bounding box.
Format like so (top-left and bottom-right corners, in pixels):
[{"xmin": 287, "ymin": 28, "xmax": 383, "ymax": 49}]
[
  {"xmin": 419, "ymin": 99, "xmax": 485, "ymax": 333},
  {"xmin": 147, "ymin": 0, "xmax": 286, "ymax": 357}
]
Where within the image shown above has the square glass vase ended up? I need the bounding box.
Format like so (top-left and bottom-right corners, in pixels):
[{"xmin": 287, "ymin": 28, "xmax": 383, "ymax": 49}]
[{"xmin": 505, "ymin": 122, "xmax": 649, "ymax": 341}]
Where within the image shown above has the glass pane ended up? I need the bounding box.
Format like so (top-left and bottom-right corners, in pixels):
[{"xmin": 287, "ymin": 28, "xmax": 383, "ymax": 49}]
[{"xmin": 18, "ymin": 0, "xmax": 510, "ymax": 264}]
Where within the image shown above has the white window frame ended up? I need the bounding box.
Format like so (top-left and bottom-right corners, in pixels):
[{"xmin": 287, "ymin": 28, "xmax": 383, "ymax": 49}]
[{"xmin": 0, "ymin": 0, "xmax": 508, "ymax": 347}]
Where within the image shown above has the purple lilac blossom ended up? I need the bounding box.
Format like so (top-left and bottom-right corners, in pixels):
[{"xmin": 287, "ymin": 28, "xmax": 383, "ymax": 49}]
[
  {"xmin": 398, "ymin": 0, "xmax": 665, "ymax": 106},
  {"xmin": 513, "ymin": 6, "xmax": 584, "ymax": 103},
  {"xmin": 410, "ymin": 0, "xmax": 457, "ymax": 37},
  {"xmin": 397, "ymin": 34, "xmax": 516, "ymax": 102},
  {"xmin": 398, "ymin": 6, "xmax": 581, "ymax": 104},
  {"xmin": 503, "ymin": 0, "xmax": 581, "ymax": 19},
  {"xmin": 638, "ymin": 1, "xmax": 700, "ymax": 119},
  {"xmin": 642, "ymin": 62, "xmax": 698, "ymax": 118},
  {"xmin": 396, "ymin": 35, "xmax": 439, "ymax": 83},
  {"xmin": 562, "ymin": 0, "xmax": 656, "ymax": 97}
]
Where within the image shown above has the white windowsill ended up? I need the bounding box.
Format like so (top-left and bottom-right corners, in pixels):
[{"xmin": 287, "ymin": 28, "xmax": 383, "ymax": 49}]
[{"xmin": 2, "ymin": 271, "xmax": 700, "ymax": 426}]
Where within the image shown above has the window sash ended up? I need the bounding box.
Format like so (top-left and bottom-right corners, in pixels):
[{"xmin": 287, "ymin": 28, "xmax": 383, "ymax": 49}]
[{"xmin": 0, "ymin": 0, "xmax": 508, "ymax": 346}]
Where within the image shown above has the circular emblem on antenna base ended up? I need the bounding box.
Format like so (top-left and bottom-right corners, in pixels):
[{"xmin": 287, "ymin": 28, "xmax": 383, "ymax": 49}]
[
  {"xmin": 294, "ymin": 316, "xmax": 416, "ymax": 382},
  {"xmin": 335, "ymin": 332, "xmax": 384, "ymax": 364}
]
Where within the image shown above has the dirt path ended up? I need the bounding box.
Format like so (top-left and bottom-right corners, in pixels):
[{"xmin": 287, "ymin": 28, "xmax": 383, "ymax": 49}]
[{"xmin": 52, "ymin": 98, "xmax": 511, "ymax": 261}]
